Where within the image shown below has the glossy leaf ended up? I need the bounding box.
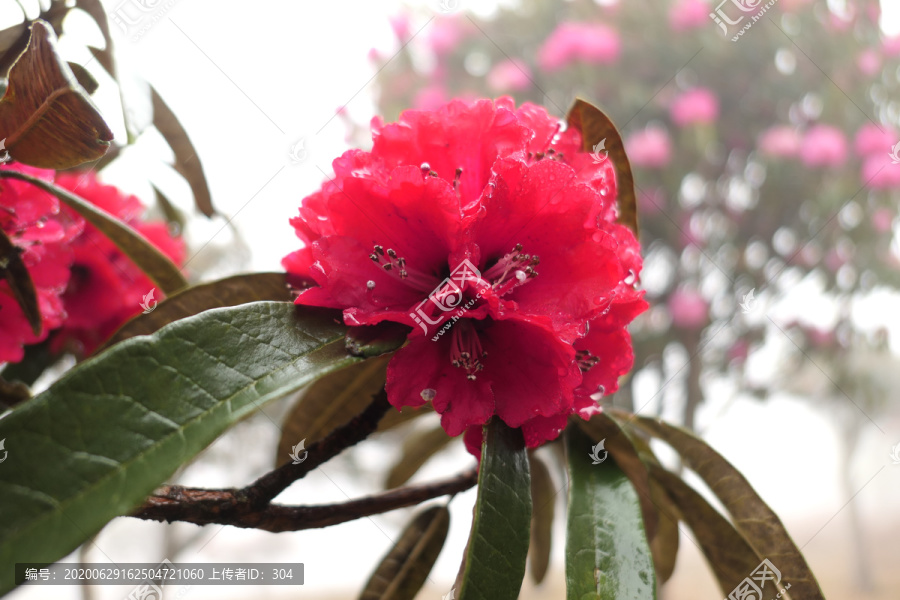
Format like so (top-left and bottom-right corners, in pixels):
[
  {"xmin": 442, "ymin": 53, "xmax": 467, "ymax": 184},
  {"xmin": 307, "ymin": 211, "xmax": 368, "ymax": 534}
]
[
  {"xmin": 0, "ymin": 228, "xmax": 40, "ymax": 335},
  {"xmin": 0, "ymin": 302, "xmax": 403, "ymax": 596},
  {"xmin": 384, "ymin": 424, "xmax": 453, "ymax": 489},
  {"xmin": 277, "ymin": 356, "xmax": 390, "ymax": 467},
  {"xmin": 458, "ymin": 419, "xmax": 531, "ymax": 600},
  {"xmin": 566, "ymin": 98, "xmax": 638, "ymax": 238},
  {"xmin": 359, "ymin": 505, "xmax": 450, "ymax": 600},
  {"xmin": 0, "ymin": 170, "xmax": 187, "ymax": 294},
  {"xmin": 345, "ymin": 322, "xmax": 411, "ymax": 357},
  {"xmin": 150, "ymin": 86, "xmax": 214, "ymax": 217},
  {"xmin": 101, "ymin": 272, "xmax": 290, "ymax": 350},
  {"xmin": 565, "ymin": 425, "xmax": 656, "ymax": 600},
  {"xmin": 616, "ymin": 411, "xmax": 825, "ymax": 600},
  {"xmin": 647, "ymin": 477, "xmax": 680, "ymax": 584},
  {"xmin": 0, "ymin": 21, "xmax": 112, "ymax": 169},
  {"xmin": 75, "ymin": 0, "xmax": 117, "ymax": 78},
  {"xmin": 576, "ymin": 413, "xmax": 658, "ymax": 540},
  {"xmin": 649, "ymin": 464, "xmax": 760, "ymax": 595},
  {"xmin": 65, "ymin": 61, "xmax": 98, "ymax": 95},
  {"xmin": 527, "ymin": 452, "xmax": 555, "ymax": 584}
]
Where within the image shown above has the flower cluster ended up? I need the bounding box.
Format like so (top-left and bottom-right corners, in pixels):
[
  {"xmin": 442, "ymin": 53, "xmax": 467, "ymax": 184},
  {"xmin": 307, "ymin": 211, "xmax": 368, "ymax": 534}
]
[
  {"xmin": 0, "ymin": 166, "xmax": 185, "ymax": 362},
  {"xmin": 284, "ymin": 98, "xmax": 646, "ymax": 451}
]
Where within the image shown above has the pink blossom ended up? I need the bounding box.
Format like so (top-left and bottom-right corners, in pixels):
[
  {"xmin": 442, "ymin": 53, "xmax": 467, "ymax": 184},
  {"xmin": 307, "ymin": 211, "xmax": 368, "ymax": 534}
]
[
  {"xmin": 486, "ymin": 59, "xmax": 532, "ymax": 92},
  {"xmin": 857, "ymin": 49, "xmax": 882, "ymax": 76},
  {"xmin": 669, "ymin": 0, "xmax": 711, "ymax": 32},
  {"xmin": 854, "ymin": 122, "xmax": 896, "ymax": 156},
  {"xmin": 758, "ymin": 126, "xmax": 802, "ymax": 158},
  {"xmin": 625, "ymin": 127, "xmax": 672, "ymax": 168},
  {"xmin": 862, "ymin": 155, "xmax": 900, "ymax": 189},
  {"xmin": 389, "ymin": 14, "xmax": 410, "ymax": 41},
  {"xmin": 884, "ymin": 36, "xmax": 900, "ymax": 57},
  {"xmin": 537, "ymin": 22, "xmax": 620, "ymax": 72},
  {"xmin": 872, "ymin": 207, "xmax": 894, "ymax": 233},
  {"xmin": 670, "ymin": 88, "xmax": 719, "ymax": 127},
  {"xmin": 428, "ymin": 19, "xmax": 469, "ymax": 56},
  {"xmin": 413, "ymin": 84, "xmax": 447, "ymax": 110},
  {"xmin": 668, "ymin": 288, "xmax": 708, "ymax": 329},
  {"xmin": 799, "ymin": 125, "xmax": 848, "ymax": 168}
]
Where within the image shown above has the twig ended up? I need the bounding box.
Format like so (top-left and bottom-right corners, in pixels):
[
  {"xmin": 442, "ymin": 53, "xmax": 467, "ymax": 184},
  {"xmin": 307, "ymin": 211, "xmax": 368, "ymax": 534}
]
[
  {"xmin": 131, "ymin": 469, "xmax": 477, "ymax": 532},
  {"xmin": 242, "ymin": 388, "xmax": 392, "ymax": 508}
]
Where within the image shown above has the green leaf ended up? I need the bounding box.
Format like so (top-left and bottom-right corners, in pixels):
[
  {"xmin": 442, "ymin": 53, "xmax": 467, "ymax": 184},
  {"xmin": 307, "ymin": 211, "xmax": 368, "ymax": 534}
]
[
  {"xmin": 150, "ymin": 85, "xmax": 214, "ymax": 217},
  {"xmin": 566, "ymin": 98, "xmax": 638, "ymax": 238},
  {"xmin": 277, "ymin": 356, "xmax": 390, "ymax": 467},
  {"xmin": 458, "ymin": 419, "xmax": 531, "ymax": 600},
  {"xmin": 359, "ymin": 505, "xmax": 450, "ymax": 600},
  {"xmin": 565, "ymin": 425, "xmax": 656, "ymax": 600},
  {"xmin": 615, "ymin": 411, "xmax": 825, "ymax": 600},
  {"xmin": 577, "ymin": 413, "xmax": 658, "ymax": 540},
  {"xmin": 527, "ymin": 452, "xmax": 555, "ymax": 584},
  {"xmin": 101, "ymin": 272, "xmax": 290, "ymax": 350},
  {"xmin": 0, "ymin": 170, "xmax": 187, "ymax": 294},
  {"xmin": 647, "ymin": 477, "xmax": 680, "ymax": 584},
  {"xmin": 0, "ymin": 21, "xmax": 112, "ymax": 169},
  {"xmin": 648, "ymin": 464, "xmax": 760, "ymax": 595},
  {"xmin": 0, "ymin": 301, "xmax": 403, "ymax": 596},
  {"xmin": 384, "ymin": 424, "xmax": 453, "ymax": 489},
  {"xmin": 0, "ymin": 228, "xmax": 41, "ymax": 335}
]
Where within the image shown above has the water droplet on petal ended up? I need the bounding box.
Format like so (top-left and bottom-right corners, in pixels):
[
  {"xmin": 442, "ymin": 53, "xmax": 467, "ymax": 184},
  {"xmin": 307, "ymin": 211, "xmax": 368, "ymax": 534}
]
[
  {"xmin": 515, "ymin": 270, "xmax": 527, "ymax": 282},
  {"xmin": 366, "ymin": 280, "xmax": 376, "ymax": 290},
  {"xmin": 420, "ymin": 388, "xmax": 437, "ymax": 401},
  {"xmin": 591, "ymin": 231, "xmax": 604, "ymax": 243},
  {"xmin": 624, "ymin": 269, "xmax": 636, "ymax": 285}
]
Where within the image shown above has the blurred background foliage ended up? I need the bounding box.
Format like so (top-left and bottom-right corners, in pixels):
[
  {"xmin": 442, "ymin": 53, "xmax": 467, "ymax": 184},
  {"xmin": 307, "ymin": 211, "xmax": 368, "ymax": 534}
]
[{"xmin": 367, "ymin": 0, "xmax": 900, "ymax": 592}]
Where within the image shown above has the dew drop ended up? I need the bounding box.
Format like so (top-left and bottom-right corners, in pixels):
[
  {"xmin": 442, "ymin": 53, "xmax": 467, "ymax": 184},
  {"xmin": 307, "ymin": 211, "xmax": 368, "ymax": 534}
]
[
  {"xmin": 515, "ymin": 270, "xmax": 527, "ymax": 282},
  {"xmin": 366, "ymin": 280, "xmax": 376, "ymax": 290},
  {"xmin": 420, "ymin": 162, "xmax": 431, "ymax": 173},
  {"xmin": 420, "ymin": 388, "xmax": 437, "ymax": 402},
  {"xmin": 624, "ymin": 269, "xmax": 636, "ymax": 285},
  {"xmin": 591, "ymin": 231, "xmax": 604, "ymax": 243}
]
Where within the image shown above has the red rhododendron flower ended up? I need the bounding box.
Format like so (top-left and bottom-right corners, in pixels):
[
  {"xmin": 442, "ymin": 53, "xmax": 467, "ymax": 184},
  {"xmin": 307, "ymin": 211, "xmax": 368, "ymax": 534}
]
[
  {"xmin": 51, "ymin": 173, "xmax": 186, "ymax": 355},
  {"xmin": 0, "ymin": 164, "xmax": 82, "ymax": 363},
  {"xmin": 283, "ymin": 97, "xmax": 646, "ymax": 450}
]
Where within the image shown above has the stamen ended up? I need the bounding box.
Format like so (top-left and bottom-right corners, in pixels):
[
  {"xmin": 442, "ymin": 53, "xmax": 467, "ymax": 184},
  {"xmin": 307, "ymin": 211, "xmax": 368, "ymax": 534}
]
[
  {"xmin": 482, "ymin": 244, "xmax": 540, "ymax": 296},
  {"xmin": 575, "ymin": 349, "xmax": 600, "ymax": 373},
  {"xmin": 450, "ymin": 321, "xmax": 486, "ymax": 380},
  {"xmin": 368, "ymin": 244, "xmax": 440, "ymax": 293}
]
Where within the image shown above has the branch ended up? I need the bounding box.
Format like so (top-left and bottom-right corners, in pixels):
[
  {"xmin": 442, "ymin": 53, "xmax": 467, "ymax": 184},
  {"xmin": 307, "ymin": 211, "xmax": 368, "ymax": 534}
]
[
  {"xmin": 242, "ymin": 388, "xmax": 392, "ymax": 508},
  {"xmin": 131, "ymin": 469, "xmax": 477, "ymax": 532}
]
